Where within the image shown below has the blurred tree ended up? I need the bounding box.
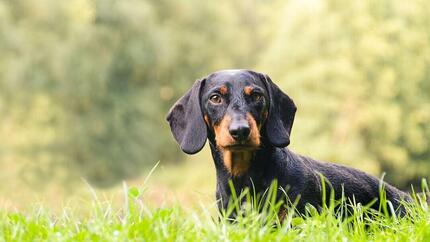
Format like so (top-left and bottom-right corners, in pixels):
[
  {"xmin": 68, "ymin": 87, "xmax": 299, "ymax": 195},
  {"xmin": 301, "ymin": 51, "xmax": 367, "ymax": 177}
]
[
  {"xmin": 0, "ymin": 0, "xmax": 280, "ymax": 186},
  {"xmin": 0, "ymin": 0, "xmax": 428, "ymax": 189},
  {"xmin": 260, "ymin": 0, "xmax": 430, "ymax": 188}
]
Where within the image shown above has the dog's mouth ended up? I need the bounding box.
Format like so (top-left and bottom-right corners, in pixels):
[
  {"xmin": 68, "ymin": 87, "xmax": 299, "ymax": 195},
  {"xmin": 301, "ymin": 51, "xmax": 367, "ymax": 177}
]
[{"xmin": 223, "ymin": 143, "xmax": 258, "ymax": 151}]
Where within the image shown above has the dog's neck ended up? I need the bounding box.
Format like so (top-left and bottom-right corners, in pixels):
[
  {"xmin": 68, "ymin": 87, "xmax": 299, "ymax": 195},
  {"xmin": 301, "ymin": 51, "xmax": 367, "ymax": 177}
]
[
  {"xmin": 219, "ymin": 148, "xmax": 253, "ymax": 177},
  {"xmin": 208, "ymin": 137, "xmax": 275, "ymax": 178}
]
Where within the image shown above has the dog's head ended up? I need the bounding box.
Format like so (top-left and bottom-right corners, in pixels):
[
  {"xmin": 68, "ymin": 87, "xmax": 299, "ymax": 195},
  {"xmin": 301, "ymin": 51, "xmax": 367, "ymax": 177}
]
[{"xmin": 166, "ymin": 69, "xmax": 297, "ymax": 156}]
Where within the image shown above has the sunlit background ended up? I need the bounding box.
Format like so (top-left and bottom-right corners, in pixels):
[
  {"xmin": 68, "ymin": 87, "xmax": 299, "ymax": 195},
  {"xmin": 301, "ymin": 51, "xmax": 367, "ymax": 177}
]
[{"xmin": 0, "ymin": 0, "xmax": 429, "ymax": 211}]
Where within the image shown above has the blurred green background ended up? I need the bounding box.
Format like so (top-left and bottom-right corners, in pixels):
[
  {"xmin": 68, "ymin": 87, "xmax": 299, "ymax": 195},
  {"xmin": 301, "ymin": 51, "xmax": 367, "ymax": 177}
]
[{"xmin": 0, "ymin": 0, "xmax": 429, "ymax": 209}]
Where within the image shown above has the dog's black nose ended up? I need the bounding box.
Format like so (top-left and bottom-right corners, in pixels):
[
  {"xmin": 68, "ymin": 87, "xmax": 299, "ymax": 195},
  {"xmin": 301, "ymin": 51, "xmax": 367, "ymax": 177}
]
[{"xmin": 229, "ymin": 123, "xmax": 250, "ymax": 141}]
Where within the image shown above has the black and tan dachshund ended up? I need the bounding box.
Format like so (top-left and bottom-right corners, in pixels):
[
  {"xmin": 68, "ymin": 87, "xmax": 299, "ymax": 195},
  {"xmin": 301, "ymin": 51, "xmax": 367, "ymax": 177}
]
[{"xmin": 167, "ymin": 69, "xmax": 411, "ymax": 216}]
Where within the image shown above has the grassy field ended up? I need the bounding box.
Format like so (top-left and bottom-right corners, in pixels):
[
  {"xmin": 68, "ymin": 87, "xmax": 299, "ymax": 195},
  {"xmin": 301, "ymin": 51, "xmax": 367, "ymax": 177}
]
[
  {"xmin": 1, "ymin": 171, "xmax": 430, "ymax": 241},
  {"xmin": 1, "ymin": 148, "xmax": 429, "ymax": 241},
  {"xmin": 0, "ymin": 187, "xmax": 429, "ymax": 241}
]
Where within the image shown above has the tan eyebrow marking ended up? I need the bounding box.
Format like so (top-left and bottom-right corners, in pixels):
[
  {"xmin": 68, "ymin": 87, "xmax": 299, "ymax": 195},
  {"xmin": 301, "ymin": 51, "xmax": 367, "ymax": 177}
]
[
  {"xmin": 244, "ymin": 86, "xmax": 253, "ymax": 95},
  {"xmin": 220, "ymin": 85, "xmax": 228, "ymax": 95}
]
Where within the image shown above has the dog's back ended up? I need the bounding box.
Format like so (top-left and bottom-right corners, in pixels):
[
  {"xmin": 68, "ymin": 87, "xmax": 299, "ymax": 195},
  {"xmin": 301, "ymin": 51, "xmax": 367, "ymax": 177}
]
[{"xmin": 278, "ymin": 148, "xmax": 411, "ymax": 214}]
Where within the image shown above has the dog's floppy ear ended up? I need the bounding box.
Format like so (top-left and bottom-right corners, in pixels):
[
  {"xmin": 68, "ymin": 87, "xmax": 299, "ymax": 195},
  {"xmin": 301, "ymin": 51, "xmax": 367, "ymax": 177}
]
[
  {"xmin": 166, "ymin": 79, "xmax": 207, "ymax": 154},
  {"xmin": 260, "ymin": 73, "xmax": 297, "ymax": 147}
]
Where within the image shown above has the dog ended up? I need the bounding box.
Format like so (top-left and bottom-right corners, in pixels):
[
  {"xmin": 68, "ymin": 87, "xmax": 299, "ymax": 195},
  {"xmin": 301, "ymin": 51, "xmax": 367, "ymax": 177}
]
[{"xmin": 166, "ymin": 69, "xmax": 411, "ymax": 216}]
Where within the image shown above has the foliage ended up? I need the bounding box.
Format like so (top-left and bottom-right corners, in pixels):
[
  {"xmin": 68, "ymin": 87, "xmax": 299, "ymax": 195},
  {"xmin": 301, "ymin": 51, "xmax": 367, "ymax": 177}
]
[
  {"xmin": 260, "ymin": 0, "xmax": 430, "ymax": 188},
  {"xmin": 0, "ymin": 0, "xmax": 428, "ymax": 187},
  {"xmin": 0, "ymin": 0, "xmax": 279, "ymax": 186}
]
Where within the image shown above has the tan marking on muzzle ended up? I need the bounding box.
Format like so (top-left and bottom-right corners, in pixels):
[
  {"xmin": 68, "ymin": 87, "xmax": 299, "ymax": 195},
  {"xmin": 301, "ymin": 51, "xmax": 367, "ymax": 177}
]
[
  {"xmin": 214, "ymin": 113, "xmax": 263, "ymax": 177},
  {"xmin": 213, "ymin": 115, "xmax": 234, "ymax": 147},
  {"xmin": 246, "ymin": 113, "xmax": 261, "ymax": 147}
]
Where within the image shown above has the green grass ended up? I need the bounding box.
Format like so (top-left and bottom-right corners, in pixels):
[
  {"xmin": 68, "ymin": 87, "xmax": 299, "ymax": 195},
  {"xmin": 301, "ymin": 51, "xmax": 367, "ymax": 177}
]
[{"xmin": 0, "ymin": 179, "xmax": 429, "ymax": 242}]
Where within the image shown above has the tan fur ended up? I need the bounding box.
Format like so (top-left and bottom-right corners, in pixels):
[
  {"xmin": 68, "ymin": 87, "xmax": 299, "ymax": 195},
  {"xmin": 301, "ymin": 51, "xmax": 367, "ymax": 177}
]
[
  {"xmin": 247, "ymin": 113, "xmax": 261, "ymax": 147},
  {"xmin": 220, "ymin": 150, "xmax": 252, "ymax": 177},
  {"xmin": 222, "ymin": 149, "xmax": 233, "ymax": 174},
  {"xmin": 220, "ymin": 85, "xmax": 228, "ymax": 95},
  {"xmin": 244, "ymin": 86, "xmax": 253, "ymax": 95},
  {"xmin": 212, "ymin": 113, "xmax": 264, "ymax": 177},
  {"xmin": 214, "ymin": 115, "xmax": 235, "ymax": 147}
]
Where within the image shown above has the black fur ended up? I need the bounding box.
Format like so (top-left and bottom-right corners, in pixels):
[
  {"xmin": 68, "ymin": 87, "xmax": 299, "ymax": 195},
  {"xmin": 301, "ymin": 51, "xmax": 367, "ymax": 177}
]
[
  {"xmin": 167, "ymin": 69, "xmax": 411, "ymax": 216},
  {"xmin": 260, "ymin": 73, "xmax": 297, "ymax": 147},
  {"xmin": 166, "ymin": 78, "xmax": 207, "ymax": 154}
]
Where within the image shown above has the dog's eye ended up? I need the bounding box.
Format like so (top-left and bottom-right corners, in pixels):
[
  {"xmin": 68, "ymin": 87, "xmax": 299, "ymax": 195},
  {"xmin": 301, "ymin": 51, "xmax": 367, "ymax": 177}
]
[
  {"xmin": 251, "ymin": 93, "xmax": 263, "ymax": 102},
  {"xmin": 209, "ymin": 94, "xmax": 222, "ymax": 104}
]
